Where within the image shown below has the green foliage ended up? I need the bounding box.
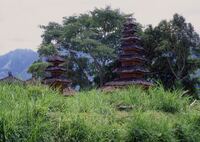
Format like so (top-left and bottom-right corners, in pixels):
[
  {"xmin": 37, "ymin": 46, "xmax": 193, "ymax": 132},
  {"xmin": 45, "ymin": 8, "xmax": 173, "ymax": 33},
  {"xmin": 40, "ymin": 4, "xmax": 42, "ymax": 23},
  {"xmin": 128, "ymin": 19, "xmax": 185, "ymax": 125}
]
[
  {"xmin": 148, "ymin": 86, "xmax": 189, "ymax": 113},
  {"xmin": 38, "ymin": 43, "xmax": 58, "ymax": 57},
  {"xmin": 28, "ymin": 43, "xmax": 57, "ymax": 80},
  {"xmin": 142, "ymin": 14, "xmax": 200, "ymax": 95},
  {"xmin": 0, "ymin": 84, "xmax": 200, "ymax": 141},
  {"xmin": 126, "ymin": 112, "xmax": 174, "ymax": 142},
  {"xmin": 35, "ymin": 7, "xmax": 200, "ymax": 94},
  {"xmin": 28, "ymin": 61, "xmax": 49, "ymax": 79},
  {"xmin": 40, "ymin": 6, "xmax": 128, "ymax": 87},
  {"xmin": 56, "ymin": 118, "xmax": 91, "ymax": 142}
]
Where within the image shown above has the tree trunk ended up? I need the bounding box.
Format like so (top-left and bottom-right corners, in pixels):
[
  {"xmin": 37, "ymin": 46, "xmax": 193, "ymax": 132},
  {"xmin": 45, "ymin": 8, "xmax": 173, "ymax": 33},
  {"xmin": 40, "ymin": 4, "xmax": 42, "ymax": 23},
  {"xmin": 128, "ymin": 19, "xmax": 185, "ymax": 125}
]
[{"xmin": 99, "ymin": 71, "xmax": 104, "ymax": 87}]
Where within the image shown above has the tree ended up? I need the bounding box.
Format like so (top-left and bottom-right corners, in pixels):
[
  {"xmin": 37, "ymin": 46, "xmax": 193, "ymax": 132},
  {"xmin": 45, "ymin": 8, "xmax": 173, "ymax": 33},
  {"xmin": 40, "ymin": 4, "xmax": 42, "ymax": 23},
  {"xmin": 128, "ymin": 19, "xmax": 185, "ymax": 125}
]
[
  {"xmin": 28, "ymin": 61, "xmax": 49, "ymax": 79},
  {"xmin": 28, "ymin": 43, "xmax": 58, "ymax": 81},
  {"xmin": 142, "ymin": 14, "xmax": 200, "ymax": 95},
  {"xmin": 40, "ymin": 7, "xmax": 129, "ymax": 87},
  {"xmin": 35, "ymin": 8, "xmax": 200, "ymax": 94},
  {"xmin": 38, "ymin": 43, "xmax": 58, "ymax": 57}
]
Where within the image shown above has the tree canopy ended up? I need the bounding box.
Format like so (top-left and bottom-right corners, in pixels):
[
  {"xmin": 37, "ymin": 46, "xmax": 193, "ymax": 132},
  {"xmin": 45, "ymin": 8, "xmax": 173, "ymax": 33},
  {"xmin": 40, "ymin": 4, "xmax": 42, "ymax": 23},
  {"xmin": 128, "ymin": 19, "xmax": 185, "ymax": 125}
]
[
  {"xmin": 142, "ymin": 14, "xmax": 200, "ymax": 95},
  {"xmin": 38, "ymin": 7, "xmax": 129, "ymax": 88},
  {"xmin": 29, "ymin": 7, "xmax": 200, "ymax": 96}
]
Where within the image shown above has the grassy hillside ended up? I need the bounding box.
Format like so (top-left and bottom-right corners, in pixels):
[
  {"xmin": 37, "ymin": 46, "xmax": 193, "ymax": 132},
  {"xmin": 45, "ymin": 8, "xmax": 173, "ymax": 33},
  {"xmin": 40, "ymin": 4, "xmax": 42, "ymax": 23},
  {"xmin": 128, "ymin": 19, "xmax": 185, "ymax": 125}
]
[{"xmin": 0, "ymin": 84, "xmax": 200, "ymax": 142}]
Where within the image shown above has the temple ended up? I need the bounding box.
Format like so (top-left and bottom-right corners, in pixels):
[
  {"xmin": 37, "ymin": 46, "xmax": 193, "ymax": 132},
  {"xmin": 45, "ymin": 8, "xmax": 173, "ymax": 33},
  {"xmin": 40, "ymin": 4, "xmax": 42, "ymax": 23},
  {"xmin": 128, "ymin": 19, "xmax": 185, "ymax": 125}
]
[
  {"xmin": 0, "ymin": 71, "xmax": 24, "ymax": 84},
  {"xmin": 105, "ymin": 17, "xmax": 152, "ymax": 88},
  {"xmin": 43, "ymin": 55, "xmax": 72, "ymax": 93}
]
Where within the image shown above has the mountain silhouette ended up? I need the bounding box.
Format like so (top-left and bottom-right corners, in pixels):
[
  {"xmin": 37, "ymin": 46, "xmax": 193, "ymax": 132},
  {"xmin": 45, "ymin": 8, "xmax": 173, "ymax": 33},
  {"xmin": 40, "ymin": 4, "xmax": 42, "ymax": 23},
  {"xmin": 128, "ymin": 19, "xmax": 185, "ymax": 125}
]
[{"xmin": 0, "ymin": 49, "xmax": 39, "ymax": 80}]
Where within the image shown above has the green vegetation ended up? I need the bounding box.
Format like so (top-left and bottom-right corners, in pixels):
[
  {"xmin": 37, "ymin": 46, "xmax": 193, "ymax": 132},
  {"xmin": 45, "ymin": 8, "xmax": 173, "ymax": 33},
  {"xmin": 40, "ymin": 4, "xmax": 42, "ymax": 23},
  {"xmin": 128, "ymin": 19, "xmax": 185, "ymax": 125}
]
[
  {"xmin": 29, "ymin": 7, "xmax": 200, "ymax": 96},
  {"xmin": 0, "ymin": 83, "xmax": 200, "ymax": 141},
  {"xmin": 28, "ymin": 61, "xmax": 49, "ymax": 79},
  {"xmin": 37, "ymin": 6, "xmax": 127, "ymax": 88},
  {"xmin": 142, "ymin": 14, "xmax": 200, "ymax": 95}
]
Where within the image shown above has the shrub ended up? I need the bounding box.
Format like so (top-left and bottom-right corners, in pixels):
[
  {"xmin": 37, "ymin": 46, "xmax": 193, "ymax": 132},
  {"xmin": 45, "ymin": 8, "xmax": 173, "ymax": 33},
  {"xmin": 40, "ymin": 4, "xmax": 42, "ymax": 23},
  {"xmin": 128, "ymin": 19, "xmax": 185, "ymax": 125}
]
[
  {"xmin": 126, "ymin": 112, "xmax": 174, "ymax": 142},
  {"xmin": 56, "ymin": 117, "xmax": 91, "ymax": 142},
  {"xmin": 91, "ymin": 124, "xmax": 121, "ymax": 142},
  {"xmin": 0, "ymin": 84, "xmax": 199, "ymax": 141},
  {"xmin": 0, "ymin": 118, "xmax": 6, "ymax": 142},
  {"xmin": 167, "ymin": 111, "xmax": 200, "ymax": 142},
  {"xmin": 148, "ymin": 86, "xmax": 190, "ymax": 113},
  {"xmin": 173, "ymin": 124, "xmax": 191, "ymax": 142}
]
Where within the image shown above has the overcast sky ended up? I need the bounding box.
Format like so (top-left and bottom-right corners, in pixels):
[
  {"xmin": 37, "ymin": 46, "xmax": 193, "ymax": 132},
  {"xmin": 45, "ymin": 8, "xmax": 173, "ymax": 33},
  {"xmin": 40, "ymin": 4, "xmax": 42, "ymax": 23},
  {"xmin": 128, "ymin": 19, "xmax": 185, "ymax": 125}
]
[{"xmin": 0, "ymin": 0, "xmax": 200, "ymax": 55}]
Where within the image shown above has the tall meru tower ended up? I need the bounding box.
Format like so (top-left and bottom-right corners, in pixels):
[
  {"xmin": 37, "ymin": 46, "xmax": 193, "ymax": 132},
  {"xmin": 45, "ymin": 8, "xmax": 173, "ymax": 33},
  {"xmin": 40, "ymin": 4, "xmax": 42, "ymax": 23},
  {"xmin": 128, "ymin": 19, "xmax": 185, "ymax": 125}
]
[{"xmin": 105, "ymin": 17, "xmax": 152, "ymax": 88}]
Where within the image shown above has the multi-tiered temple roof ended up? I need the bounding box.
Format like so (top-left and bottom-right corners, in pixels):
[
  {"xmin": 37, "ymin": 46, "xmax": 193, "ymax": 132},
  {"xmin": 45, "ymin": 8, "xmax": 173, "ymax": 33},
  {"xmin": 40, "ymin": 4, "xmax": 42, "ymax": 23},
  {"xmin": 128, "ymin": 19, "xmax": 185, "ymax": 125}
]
[
  {"xmin": 105, "ymin": 17, "xmax": 152, "ymax": 88},
  {"xmin": 43, "ymin": 55, "xmax": 72, "ymax": 92}
]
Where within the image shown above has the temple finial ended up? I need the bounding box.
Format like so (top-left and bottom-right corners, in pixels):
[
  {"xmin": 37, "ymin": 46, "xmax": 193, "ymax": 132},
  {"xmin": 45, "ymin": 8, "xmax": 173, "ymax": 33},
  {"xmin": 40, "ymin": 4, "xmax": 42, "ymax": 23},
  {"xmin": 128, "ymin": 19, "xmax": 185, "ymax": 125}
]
[{"xmin": 8, "ymin": 71, "xmax": 13, "ymax": 77}]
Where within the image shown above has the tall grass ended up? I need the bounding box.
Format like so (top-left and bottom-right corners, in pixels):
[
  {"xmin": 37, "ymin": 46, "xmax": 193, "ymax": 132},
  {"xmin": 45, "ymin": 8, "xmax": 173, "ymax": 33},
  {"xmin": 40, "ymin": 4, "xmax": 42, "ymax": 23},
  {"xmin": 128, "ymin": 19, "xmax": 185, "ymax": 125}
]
[{"xmin": 0, "ymin": 83, "xmax": 199, "ymax": 141}]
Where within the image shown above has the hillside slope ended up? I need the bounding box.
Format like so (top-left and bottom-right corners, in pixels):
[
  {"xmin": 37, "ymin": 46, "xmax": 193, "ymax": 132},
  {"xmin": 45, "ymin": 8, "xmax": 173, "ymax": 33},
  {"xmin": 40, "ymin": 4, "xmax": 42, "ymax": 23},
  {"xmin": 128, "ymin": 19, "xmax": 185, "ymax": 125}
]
[
  {"xmin": 0, "ymin": 84, "xmax": 200, "ymax": 141},
  {"xmin": 0, "ymin": 49, "xmax": 38, "ymax": 80}
]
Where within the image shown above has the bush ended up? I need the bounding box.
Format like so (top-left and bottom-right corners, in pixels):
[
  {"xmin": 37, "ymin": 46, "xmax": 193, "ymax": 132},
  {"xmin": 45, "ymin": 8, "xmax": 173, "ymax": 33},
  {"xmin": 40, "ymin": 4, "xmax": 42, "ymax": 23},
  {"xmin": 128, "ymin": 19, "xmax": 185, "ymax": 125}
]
[
  {"xmin": 56, "ymin": 118, "xmax": 91, "ymax": 142},
  {"xmin": 173, "ymin": 124, "xmax": 191, "ymax": 142},
  {"xmin": 174, "ymin": 113, "xmax": 200, "ymax": 141},
  {"xmin": 0, "ymin": 118, "xmax": 6, "ymax": 142},
  {"xmin": 0, "ymin": 84, "xmax": 199, "ymax": 141},
  {"xmin": 148, "ymin": 86, "xmax": 190, "ymax": 113},
  {"xmin": 126, "ymin": 112, "xmax": 174, "ymax": 142},
  {"xmin": 91, "ymin": 125, "xmax": 121, "ymax": 142}
]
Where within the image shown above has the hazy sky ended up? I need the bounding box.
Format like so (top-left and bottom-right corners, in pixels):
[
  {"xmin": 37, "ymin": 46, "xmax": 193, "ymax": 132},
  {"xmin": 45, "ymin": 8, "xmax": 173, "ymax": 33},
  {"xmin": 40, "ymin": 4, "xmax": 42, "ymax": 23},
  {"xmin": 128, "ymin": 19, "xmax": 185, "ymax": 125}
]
[{"xmin": 0, "ymin": 0, "xmax": 200, "ymax": 55}]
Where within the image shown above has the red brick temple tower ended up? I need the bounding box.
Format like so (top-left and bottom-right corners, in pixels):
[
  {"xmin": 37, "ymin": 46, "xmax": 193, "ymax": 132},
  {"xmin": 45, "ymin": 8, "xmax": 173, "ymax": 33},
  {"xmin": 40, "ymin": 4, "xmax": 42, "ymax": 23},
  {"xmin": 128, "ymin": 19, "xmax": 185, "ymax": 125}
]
[
  {"xmin": 105, "ymin": 17, "xmax": 152, "ymax": 88},
  {"xmin": 43, "ymin": 55, "xmax": 72, "ymax": 93}
]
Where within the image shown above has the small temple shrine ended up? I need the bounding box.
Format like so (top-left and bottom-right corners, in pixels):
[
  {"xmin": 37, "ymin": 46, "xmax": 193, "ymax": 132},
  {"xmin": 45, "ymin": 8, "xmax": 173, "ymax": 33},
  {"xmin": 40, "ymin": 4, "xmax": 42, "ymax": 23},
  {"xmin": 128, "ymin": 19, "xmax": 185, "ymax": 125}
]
[
  {"xmin": 0, "ymin": 71, "xmax": 24, "ymax": 84},
  {"xmin": 43, "ymin": 55, "xmax": 72, "ymax": 93},
  {"xmin": 105, "ymin": 17, "xmax": 152, "ymax": 88}
]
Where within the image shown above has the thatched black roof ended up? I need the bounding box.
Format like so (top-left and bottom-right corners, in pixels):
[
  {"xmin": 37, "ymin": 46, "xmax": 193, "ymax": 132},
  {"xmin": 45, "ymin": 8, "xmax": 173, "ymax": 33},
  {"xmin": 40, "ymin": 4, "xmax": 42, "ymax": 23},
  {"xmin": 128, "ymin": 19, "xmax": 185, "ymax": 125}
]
[
  {"xmin": 45, "ymin": 66, "xmax": 66, "ymax": 72},
  {"xmin": 44, "ymin": 78, "xmax": 71, "ymax": 84},
  {"xmin": 121, "ymin": 36, "xmax": 141, "ymax": 42},
  {"xmin": 105, "ymin": 79, "xmax": 152, "ymax": 87},
  {"xmin": 122, "ymin": 46, "xmax": 144, "ymax": 52},
  {"xmin": 119, "ymin": 55, "xmax": 147, "ymax": 62},
  {"xmin": 114, "ymin": 66, "xmax": 149, "ymax": 73},
  {"xmin": 47, "ymin": 55, "xmax": 65, "ymax": 63}
]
